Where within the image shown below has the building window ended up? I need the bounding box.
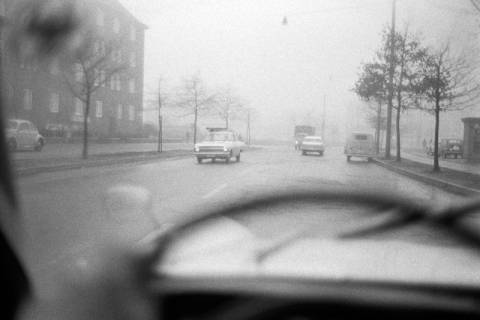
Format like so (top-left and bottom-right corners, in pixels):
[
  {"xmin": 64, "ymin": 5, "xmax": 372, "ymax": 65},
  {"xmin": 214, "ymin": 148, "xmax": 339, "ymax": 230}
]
[
  {"xmin": 129, "ymin": 79, "xmax": 136, "ymax": 93},
  {"xmin": 130, "ymin": 25, "xmax": 136, "ymax": 41},
  {"xmin": 96, "ymin": 9, "xmax": 104, "ymax": 26},
  {"xmin": 117, "ymin": 104, "xmax": 123, "ymax": 119},
  {"xmin": 75, "ymin": 98, "xmax": 83, "ymax": 116},
  {"xmin": 96, "ymin": 101, "xmax": 103, "ymax": 118},
  {"xmin": 110, "ymin": 75, "xmax": 122, "ymax": 91},
  {"xmin": 113, "ymin": 17, "xmax": 120, "ymax": 33},
  {"xmin": 129, "ymin": 52, "xmax": 136, "ymax": 68},
  {"xmin": 74, "ymin": 63, "xmax": 83, "ymax": 82},
  {"xmin": 117, "ymin": 75, "xmax": 122, "ymax": 91},
  {"xmin": 128, "ymin": 105, "xmax": 135, "ymax": 121},
  {"xmin": 49, "ymin": 93, "xmax": 60, "ymax": 113},
  {"xmin": 100, "ymin": 70, "xmax": 106, "ymax": 87},
  {"xmin": 23, "ymin": 89, "xmax": 32, "ymax": 110},
  {"xmin": 94, "ymin": 69, "xmax": 100, "ymax": 87}
]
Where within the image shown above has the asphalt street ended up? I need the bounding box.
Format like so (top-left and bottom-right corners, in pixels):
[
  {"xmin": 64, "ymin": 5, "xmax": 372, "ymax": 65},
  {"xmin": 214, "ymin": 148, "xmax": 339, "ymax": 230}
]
[{"xmin": 15, "ymin": 145, "xmax": 465, "ymax": 297}]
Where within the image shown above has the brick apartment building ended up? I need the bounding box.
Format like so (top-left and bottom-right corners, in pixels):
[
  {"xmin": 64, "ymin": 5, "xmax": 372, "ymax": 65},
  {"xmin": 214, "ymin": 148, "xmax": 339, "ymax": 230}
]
[{"xmin": 0, "ymin": 0, "xmax": 146, "ymax": 138}]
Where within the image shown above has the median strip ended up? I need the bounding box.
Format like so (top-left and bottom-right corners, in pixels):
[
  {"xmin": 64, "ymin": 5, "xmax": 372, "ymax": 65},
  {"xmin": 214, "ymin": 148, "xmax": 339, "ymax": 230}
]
[{"xmin": 13, "ymin": 150, "xmax": 192, "ymax": 177}]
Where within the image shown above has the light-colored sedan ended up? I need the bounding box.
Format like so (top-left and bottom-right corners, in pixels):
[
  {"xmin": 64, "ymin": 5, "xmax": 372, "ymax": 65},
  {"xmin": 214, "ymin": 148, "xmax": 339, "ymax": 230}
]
[
  {"xmin": 300, "ymin": 136, "xmax": 325, "ymax": 156},
  {"xmin": 194, "ymin": 130, "xmax": 243, "ymax": 164},
  {"xmin": 6, "ymin": 119, "xmax": 45, "ymax": 151}
]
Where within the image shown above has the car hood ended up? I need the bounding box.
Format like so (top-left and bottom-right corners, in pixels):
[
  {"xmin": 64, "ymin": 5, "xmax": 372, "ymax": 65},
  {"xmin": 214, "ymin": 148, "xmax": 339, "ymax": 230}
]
[{"xmin": 155, "ymin": 218, "xmax": 480, "ymax": 287}]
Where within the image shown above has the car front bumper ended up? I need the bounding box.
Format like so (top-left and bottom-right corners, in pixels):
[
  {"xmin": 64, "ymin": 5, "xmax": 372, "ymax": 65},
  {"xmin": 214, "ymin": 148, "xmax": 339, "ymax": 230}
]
[
  {"xmin": 301, "ymin": 146, "xmax": 325, "ymax": 152},
  {"xmin": 194, "ymin": 151, "xmax": 231, "ymax": 158}
]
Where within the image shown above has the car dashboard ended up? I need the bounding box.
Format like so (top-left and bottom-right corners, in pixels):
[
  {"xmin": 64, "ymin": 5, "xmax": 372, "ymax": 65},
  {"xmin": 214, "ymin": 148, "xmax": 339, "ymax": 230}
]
[{"xmin": 155, "ymin": 276, "xmax": 480, "ymax": 320}]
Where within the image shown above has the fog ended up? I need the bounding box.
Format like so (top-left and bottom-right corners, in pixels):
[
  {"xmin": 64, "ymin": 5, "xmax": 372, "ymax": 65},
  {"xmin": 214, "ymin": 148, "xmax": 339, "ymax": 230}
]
[{"xmin": 120, "ymin": 0, "xmax": 478, "ymax": 141}]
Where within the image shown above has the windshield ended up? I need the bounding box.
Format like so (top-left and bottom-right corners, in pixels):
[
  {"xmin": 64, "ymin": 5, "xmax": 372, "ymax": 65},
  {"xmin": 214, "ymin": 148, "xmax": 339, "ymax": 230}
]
[
  {"xmin": 2, "ymin": 0, "xmax": 480, "ymax": 299},
  {"xmin": 205, "ymin": 132, "xmax": 233, "ymax": 142}
]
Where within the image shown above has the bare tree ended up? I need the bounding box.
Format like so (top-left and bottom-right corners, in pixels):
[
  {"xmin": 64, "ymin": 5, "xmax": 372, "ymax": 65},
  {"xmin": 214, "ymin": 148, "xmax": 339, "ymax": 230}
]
[
  {"xmin": 212, "ymin": 88, "xmax": 246, "ymax": 129},
  {"xmin": 174, "ymin": 74, "xmax": 215, "ymax": 145},
  {"xmin": 63, "ymin": 31, "xmax": 127, "ymax": 159},
  {"xmin": 391, "ymin": 27, "xmax": 426, "ymax": 161},
  {"xmin": 416, "ymin": 43, "xmax": 480, "ymax": 172}
]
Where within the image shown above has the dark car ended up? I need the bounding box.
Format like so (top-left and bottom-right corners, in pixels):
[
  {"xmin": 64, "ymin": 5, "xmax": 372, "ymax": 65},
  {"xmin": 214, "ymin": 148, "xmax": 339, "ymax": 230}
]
[{"xmin": 439, "ymin": 138, "xmax": 463, "ymax": 159}]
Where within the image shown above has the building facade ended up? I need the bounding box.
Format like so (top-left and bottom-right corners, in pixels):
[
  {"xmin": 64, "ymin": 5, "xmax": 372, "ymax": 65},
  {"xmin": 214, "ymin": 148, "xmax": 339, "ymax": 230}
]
[{"xmin": 1, "ymin": 0, "xmax": 146, "ymax": 138}]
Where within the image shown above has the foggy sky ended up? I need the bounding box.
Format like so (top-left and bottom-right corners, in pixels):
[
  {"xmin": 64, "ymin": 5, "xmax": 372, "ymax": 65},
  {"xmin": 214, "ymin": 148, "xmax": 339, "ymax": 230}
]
[{"xmin": 119, "ymin": 0, "xmax": 478, "ymax": 140}]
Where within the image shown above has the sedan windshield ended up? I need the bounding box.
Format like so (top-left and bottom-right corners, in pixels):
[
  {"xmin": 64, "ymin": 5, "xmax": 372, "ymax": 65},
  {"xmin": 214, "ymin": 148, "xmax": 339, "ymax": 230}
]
[
  {"xmin": 2, "ymin": 0, "xmax": 480, "ymax": 300},
  {"xmin": 205, "ymin": 133, "xmax": 233, "ymax": 141}
]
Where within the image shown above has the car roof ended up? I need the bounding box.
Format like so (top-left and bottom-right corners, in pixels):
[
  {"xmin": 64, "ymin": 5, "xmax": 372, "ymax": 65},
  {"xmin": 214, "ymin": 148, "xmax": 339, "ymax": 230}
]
[{"xmin": 304, "ymin": 136, "xmax": 322, "ymax": 139}]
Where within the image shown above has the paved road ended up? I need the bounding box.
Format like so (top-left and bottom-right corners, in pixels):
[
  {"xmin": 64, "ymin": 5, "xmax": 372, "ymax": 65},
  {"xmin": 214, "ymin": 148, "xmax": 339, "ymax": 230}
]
[{"xmin": 16, "ymin": 145, "xmax": 464, "ymax": 297}]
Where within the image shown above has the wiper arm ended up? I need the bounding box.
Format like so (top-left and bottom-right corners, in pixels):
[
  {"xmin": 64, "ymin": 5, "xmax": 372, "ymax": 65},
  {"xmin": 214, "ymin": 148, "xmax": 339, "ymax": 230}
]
[{"xmin": 339, "ymin": 198, "xmax": 480, "ymax": 250}]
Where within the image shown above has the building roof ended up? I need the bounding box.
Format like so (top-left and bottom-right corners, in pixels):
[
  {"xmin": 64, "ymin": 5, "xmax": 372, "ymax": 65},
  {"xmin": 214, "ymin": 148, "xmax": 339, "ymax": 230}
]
[{"xmin": 97, "ymin": 0, "xmax": 148, "ymax": 29}]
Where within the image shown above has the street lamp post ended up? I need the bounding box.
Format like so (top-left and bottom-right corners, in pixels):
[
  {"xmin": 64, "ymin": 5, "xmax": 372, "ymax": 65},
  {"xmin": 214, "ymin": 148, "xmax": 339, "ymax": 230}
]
[{"xmin": 157, "ymin": 79, "xmax": 163, "ymax": 153}]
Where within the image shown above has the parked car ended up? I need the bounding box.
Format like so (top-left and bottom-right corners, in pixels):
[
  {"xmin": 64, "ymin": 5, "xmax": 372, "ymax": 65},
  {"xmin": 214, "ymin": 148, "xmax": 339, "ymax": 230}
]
[
  {"xmin": 344, "ymin": 132, "xmax": 376, "ymax": 162},
  {"xmin": 300, "ymin": 136, "xmax": 325, "ymax": 156},
  {"xmin": 194, "ymin": 129, "xmax": 243, "ymax": 164},
  {"xmin": 6, "ymin": 119, "xmax": 45, "ymax": 151},
  {"xmin": 439, "ymin": 138, "xmax": 463, "ymax": 159}
]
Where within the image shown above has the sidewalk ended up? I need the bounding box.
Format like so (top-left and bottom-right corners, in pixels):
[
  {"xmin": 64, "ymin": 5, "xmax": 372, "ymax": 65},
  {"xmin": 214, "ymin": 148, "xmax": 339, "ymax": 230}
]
[
  {"xmin": 373, "ymin": 150, "xmax": 480, "ymax": 196},
  {"xmin": 403, "ymin": 149, "xmax": 480, "ymax": 175}
]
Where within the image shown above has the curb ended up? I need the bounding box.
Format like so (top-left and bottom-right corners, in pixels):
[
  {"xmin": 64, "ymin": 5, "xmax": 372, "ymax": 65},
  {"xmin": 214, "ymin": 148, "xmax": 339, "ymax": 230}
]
[
  {"xmin": 372, "ymin": 158, "xmax": 480, "ymax": 197},
  {"xmin": 15, "ymin": 150, "xmax": 192, "ymax": 177}
]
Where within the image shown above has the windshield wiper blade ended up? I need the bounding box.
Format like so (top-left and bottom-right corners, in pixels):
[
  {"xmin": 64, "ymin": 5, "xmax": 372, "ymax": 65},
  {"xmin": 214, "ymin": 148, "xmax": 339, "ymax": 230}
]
[
  {"xmin": 338, "ymin": 199, "xmax": 480, "ymax": 250},
  {"xmin": 338, "ymin": 208, "xmax": 425, "ymax": 239}
]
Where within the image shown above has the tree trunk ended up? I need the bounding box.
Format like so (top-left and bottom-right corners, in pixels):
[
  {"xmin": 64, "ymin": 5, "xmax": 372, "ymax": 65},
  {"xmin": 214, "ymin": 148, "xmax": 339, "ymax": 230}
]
[
  {"xmin": 385, "ymin": 1, "xmax": 396, "ymax": 159},
  {"xmin": 82, "ymin": 95, "xmax": 90, "ymax": 159},
  {"xmin": 193, "ymin": 104, "xmax": 198, "ymax": 145},
  {"xmin": 375, "ymin": 102, "xmax": 381, "ymax": 154},
  {"xmin": 433, "ymin": 98, "xmax": 440, "ymax": 172},
  {"xmin": 395, "ymin": 106, "xmax": 401, "ymax": 161}
]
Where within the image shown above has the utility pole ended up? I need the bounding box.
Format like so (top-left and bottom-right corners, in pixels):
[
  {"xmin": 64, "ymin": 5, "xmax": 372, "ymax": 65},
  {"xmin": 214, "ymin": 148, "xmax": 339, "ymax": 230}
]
[
  {"xmin": 385, "ymin": 0, "xmax": 396, "ymax": 159},
  {"xmin": 157, "ymin": 79, "xmax": 163, "ymax": 153},
  {"xmin": 321, "ymin": 94, "xmax": 326, "ymax": 139},
  {"xmin": 246, "ymin": 109, "xmax": 251, "ymax": 145}
]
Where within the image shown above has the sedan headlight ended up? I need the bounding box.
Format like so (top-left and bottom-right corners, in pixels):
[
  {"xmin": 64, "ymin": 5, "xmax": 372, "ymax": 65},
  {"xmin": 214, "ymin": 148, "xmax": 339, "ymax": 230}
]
[
  {"xmin": 223, "ymin": 146, "xmax": 229, "ymax": 152},
  {"xmin": 194, "ymin": 146, "xmax": 200, "ymax": 152}
]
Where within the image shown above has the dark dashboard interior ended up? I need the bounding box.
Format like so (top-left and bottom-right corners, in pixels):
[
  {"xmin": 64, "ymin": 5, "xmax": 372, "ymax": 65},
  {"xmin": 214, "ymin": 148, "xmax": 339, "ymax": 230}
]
[{"xmin": 157, "ymin": 277, "xmax": 480, "ymax": 320}]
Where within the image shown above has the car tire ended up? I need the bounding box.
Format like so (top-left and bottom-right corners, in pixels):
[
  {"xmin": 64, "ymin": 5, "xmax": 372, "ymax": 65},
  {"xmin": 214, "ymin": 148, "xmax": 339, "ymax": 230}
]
[
  {"xmin": 197, "ymin": 157, "xmax": 202, "ymax": 164},
  {"xmin": 34, "ymin": 139, "xmax": 44, "ymax": 152},
  {"xmin": 319, "ymin": 151, "xmax": 324, "ymax": 156},
  {"xmin": 367, "ymin": 157, "xmax": 372, "ymax": 162},
  {"xmin": 347, "ymin": 156, "xmax": 351, "ymax": 162},
  {"xmin": 8, "ymin": 139, "xmax": 17, "ymax": 152},
  {"xmin": 302, "ymin": 151, "xmax": 306, "ymax": 155},
  {"xmin": 236, "ymin": 153, "xmax": 240, "ymax": 162},
  {"xmin": 226, "ymin": 152, "xmax": 232, "ymax": 164}
]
